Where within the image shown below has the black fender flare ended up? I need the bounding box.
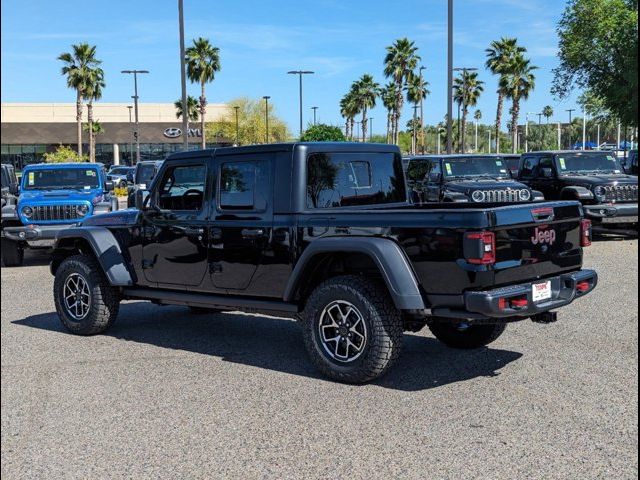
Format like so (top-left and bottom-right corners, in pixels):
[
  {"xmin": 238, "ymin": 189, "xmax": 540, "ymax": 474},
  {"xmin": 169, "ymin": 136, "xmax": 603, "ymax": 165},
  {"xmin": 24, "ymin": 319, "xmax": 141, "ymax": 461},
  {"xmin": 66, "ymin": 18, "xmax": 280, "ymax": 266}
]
[
  {"xmin": 561, "ymin": 186, "xmax": 594, "ymax": 201},
  {"xmin": 51, "ymin": 227, "xmax": 133, "ymax": 286},
  {"xmin": 283, "ymin": 236, "xmax": 426, "ymax": 310}
]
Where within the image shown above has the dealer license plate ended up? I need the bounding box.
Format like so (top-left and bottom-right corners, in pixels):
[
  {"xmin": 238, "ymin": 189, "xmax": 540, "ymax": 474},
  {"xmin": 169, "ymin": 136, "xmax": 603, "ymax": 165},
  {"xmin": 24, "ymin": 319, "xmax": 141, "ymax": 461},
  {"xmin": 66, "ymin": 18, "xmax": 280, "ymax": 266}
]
[{"xmin": 532, "ymin": 281, "xmax": 552, "ymax": 303}]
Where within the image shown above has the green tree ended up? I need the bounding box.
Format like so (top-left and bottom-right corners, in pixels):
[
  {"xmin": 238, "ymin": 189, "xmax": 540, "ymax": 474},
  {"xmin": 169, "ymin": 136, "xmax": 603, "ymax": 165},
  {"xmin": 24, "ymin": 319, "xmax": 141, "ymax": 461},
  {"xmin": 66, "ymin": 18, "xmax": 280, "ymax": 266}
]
[
  {"xmin": 384, "ymin": 38, "xmax": 421, "ymax": 143},
  {"xmin": 542, "ymin": 105, "xmax": 554, "ymax": 123},
  {"xmin": 406, "ymin": 71, "xmax": 430, "ymax": 152},
  {"xmin": 453, "ymin": 70, "xmax": 484, "ymax": 153},
  {"xmin": 553, "ymin": 0, "xmax": 638, "ymax": 127},
  {"xmin": 504, "ymin": 55, "xmax": 537, "ymax": 153},
  {"xmin": 43, "ymin": 145, "xmax": 88, "ymax": 163},
  {"xmin": 174, "ymin": 95, "xmax": 200, "ymax": 122},
  {"xmin": 83, "ymin": 67, "xmax": 105, "ymax": 163},
  {"xmin": 300, "ymin": 124, "xmax": 346, "ymax": 142},
  {"xmin": 186, "ymin": 37, "xmax": 221, "ymax": 149},
  {"xmin": 339, "ymin": 90, "xmax": 360, "ymax": 141},
  {"xmin": 352, "ymin": 74, "xmax": 380, "ymax": 141},
  {"xmin": 380, "ymin": 82, "xmax": 398, "ymax": 143},
  {"xmin": 205, "ymin": 97, "xmax": 289, "ymax": 145},
  {"xmin": 306, "ymin": 153, "xmax": 339, "ymax": 208},
  {"xmin": 58, "ymin": 43, "xmax": 102, "ymax": 156}
]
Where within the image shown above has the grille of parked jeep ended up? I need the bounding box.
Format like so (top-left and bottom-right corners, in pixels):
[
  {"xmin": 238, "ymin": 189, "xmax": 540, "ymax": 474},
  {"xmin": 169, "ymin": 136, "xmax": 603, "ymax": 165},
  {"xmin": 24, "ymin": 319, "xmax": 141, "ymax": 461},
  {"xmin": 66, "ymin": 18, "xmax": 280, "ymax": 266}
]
[
  {"xmin": 479, "ymin": 189, "xmax": 530, "ymax": 203},
  {"xmin": 602, "ymin": 185, "xmax": 638, "ymax": 203},
  {"xmin": 30, "ymin": 204, "xmax": 84, "ymax": 221}
]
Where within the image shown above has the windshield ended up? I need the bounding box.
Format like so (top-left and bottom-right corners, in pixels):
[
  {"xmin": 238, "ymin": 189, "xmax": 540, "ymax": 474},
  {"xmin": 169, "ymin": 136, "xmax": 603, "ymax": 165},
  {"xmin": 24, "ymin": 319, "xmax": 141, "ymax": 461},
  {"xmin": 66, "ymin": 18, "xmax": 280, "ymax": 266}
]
[
  {"xmin": 556, "ymin": 152, "xmax": 623, "ymax": 175},
  {"xmin": 109, "ymin": 167, "xmax": 131, "ymax": 176},
  {"xmin": 22, "ymin": 168, "xmax": 101, "ymax": 190},
  {"xmin": 136, "ymin": 164, "xmax": 158, "ymax": 184},
  {"xmin": 443, "ymin": 157, "xmax": 510, "ymax": 179}
]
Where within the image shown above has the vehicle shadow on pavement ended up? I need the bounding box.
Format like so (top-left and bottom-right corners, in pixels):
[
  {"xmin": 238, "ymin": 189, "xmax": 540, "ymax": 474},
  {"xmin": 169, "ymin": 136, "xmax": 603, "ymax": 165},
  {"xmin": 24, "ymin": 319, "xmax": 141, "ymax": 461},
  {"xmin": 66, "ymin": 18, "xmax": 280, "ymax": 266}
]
[{"xmin": 13, "ymin": 302, "xmax": 523, "ymax": 392}]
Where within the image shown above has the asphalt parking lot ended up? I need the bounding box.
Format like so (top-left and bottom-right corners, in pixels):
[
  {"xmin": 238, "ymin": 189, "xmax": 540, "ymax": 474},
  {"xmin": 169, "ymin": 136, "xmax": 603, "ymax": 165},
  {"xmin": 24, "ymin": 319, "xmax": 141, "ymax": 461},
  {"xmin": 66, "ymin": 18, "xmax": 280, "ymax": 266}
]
[{"xmin": 1, "ymin": 239, "xmax": 638, "ymax": 479}]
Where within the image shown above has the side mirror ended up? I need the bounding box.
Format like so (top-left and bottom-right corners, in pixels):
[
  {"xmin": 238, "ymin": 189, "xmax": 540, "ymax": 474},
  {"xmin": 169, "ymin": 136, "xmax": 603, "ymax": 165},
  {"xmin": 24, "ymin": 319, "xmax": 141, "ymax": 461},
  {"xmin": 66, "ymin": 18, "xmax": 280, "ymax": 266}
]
[
  {"xmin": 428, "ymin": 172, "xmax": 442, "ymax": 183},
  {"xmin": 541, "ymin": 168, "xmax": 554, "ymax": 178},
  {"xmin": 105, "ymin": 181, "xmax": 115, "ymax": 191},
  {"xmin": 135, "ymin": 189, "xmax": 150, "ymax": 210}
]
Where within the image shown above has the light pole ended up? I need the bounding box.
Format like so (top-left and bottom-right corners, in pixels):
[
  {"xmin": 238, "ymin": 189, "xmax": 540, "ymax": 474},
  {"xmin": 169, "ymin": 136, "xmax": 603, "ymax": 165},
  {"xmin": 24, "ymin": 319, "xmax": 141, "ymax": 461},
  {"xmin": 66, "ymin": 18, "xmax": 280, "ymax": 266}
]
[
  {"xmin": 557, "ymin": 122, "xmax": 562, "ymax": 150},
  {"xmin": 311, "ymin": 106, "xmax": 318, "ymax": 125},
  {"xmin": 287, "ymin": 70, "xmax": 314, "ymax": 138},
  {"xmin": 565, "ymin": 109, "xmax": 575, "ymax": 149},
  {"xmin": 262, "ymin": 96, "xmax": 270, "ymax": 143},
  {"xmin": 453, "ymin": 67, "xmax": 478, "ymax": 154},
  {"xmin": 446, "ymin": 0, "xmax": 453, "ymax": 154},
  {"xmin": 369, "ymin": 117, "xmax": 373, "ymax": 142},
  {"xmin": 525, "ymin": 112, "xmax": 536, "ymax": 153},
  {"xmin": 419, "ymin": 65, "xmax": 426, "ymax": 153},
  {"xmin": 121, "ymin": 69, "xmax": 149, "ymax": 163},
  {"xmin": 582, "ymin": 104, "xmax": 587, "ymax": 150},
  {"xmin": 412, "ymin": 105, "xmax": 419, "ymax": 153},
  {"xmin": 488, "ymin": 129, "xmax": 492, "ymax": 153},
  {"xmin": 234, "ymin": 106, "xmax": 240, "ymax": 146},
  {"xmin": 355, "ymin": 121, "xmax": 361, "ymax": 141},
  {"xmin": 178, "ymin": 0, "xmax": 188, "ymax": 152},
  {"xmin": 127, "ymin": 106, "xmax": 134, "ymax": 164}
]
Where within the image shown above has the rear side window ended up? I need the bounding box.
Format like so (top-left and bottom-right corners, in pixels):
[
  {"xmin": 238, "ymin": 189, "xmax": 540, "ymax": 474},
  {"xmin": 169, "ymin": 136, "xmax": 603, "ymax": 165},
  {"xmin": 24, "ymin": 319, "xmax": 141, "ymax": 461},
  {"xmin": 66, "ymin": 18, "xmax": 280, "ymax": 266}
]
[
  {"xmin": 520, "ymin": 156, "xmax": 539, "ymax": 178},
  {"xmin": 406, "ymin": 160, "xmax": 432, "ymax": 182},
  {"xmin": 306, "ymin": 152, "xmax": 406, "ymax": 208},
  {"xmin": 220, "ymin": 162, "xmax": 255, "ymax": 210}
]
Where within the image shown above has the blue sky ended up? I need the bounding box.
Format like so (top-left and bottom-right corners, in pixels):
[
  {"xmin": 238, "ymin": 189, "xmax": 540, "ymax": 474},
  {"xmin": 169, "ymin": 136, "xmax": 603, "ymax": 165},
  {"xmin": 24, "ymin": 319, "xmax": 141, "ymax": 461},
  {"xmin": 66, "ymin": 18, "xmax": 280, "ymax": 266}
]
[{"xmin": 1, "ymin": 0, "xmax": 582, "ymax": 134}]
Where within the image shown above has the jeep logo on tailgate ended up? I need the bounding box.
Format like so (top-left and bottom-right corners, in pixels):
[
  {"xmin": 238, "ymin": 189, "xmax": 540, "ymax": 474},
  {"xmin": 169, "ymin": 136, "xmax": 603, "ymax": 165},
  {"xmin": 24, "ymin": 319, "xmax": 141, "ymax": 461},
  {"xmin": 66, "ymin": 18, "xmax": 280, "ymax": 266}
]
[{"xmin": 531, "ymin": 226, "xmax": 556, "ymax": 246}]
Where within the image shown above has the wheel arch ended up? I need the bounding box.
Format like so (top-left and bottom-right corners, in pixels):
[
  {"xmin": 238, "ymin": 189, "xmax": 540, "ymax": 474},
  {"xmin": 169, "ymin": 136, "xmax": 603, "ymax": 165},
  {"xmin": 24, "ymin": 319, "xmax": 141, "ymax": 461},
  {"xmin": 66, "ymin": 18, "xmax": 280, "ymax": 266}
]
[
  {"xmin": 560, "ymin": 185, "xmax": 594, "ymax": 201},
  {"xmin": 283, "ymin": 236, "xmax": 426, "ymax": 311}
]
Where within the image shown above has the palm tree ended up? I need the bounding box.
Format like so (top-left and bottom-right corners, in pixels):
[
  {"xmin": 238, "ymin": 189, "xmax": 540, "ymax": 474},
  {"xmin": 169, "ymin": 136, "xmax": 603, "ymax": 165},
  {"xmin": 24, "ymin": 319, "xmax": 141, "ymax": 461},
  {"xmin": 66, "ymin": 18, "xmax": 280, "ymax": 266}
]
[
  {"xmin": 340, "ymin": 90, "xmax": 360, "ymax": 141},
  {"xmin": 58, "ymin": 43, "xmax": 102, "ymax": 156},
  {"xmin": 185, "ymin": 37, "xmax": 221, "ymax": 149},
  {"xmin": 352, "ymin": 74, "xmax": 380, "ymax": 142},
  {"xmin": 384, "ymin": 38, "xmax": 421, "ymax": 144},
  {"xmin": 174, "ymin": 95, "xmax": 200, "ymax": 122},
  {"xmin": 406, "ymin": 72, "xmax": 430, "ymax": 152},
  {"xmin": 83, "ymin": 120, "xmax": 105, "ymax": 161},
  {"xmin": 542, "ymin": 105, "xmax": 554, "ymax": 123},
  {"xmin": 504, "ymin": 55, "xmax": 537, "ymax": 153},
  {"xmin": 485, "ymin": 38, "xmax": 525, "ymax": 153},
  {"xmin": 83, "ymin": 67, "xmax": 105, "ymax": 162},
  {"xmin": 453, "ymin": 70, "xmax": 484, "ymax": 153},
  {"xmin": 380, "ymin": 82, "xmax": 398, "ymax": 143}
]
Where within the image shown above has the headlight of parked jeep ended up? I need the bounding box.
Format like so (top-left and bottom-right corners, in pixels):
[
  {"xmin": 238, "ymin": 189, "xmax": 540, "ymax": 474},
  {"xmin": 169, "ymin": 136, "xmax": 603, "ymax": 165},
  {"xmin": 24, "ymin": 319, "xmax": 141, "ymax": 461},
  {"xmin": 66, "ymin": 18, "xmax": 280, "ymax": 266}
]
[
  {"xmin": 22, "ymin": 206, "xmax": 33, "ymax": 218},
  {"xmin": 76, "ymin": 204, "xmax": 90, "ymax": 216},
  {"xmin": 593, "ymin": 185, "xmax": 606, "ymax": 200},
  {"xmin": 471, "ymin": 190, "xmax": 485, "ymax": 202},
  {"xmin": 520, "ymin": 189, "xmax": 531, "ymax": 201}
]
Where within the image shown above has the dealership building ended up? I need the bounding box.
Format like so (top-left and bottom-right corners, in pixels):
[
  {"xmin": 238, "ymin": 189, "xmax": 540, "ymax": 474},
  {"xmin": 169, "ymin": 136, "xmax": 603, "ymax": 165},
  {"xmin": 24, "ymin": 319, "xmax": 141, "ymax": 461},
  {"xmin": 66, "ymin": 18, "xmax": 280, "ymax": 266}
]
[{"xmin": 1, "ymin": 102, "xmax": 232, "ymax": 169}]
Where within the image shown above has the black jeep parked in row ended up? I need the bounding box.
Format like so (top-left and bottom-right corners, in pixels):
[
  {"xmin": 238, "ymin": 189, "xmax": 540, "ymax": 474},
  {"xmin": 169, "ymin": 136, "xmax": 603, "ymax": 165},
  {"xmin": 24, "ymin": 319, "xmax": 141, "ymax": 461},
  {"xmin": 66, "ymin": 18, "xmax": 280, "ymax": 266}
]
[
  {"xmin": 49, "ymin": 143, "xmax": 597, "ymax": 383},
  {"xmin": 518, "ymin": 151, "xmax": 638, "ymax": 233},
  {"xmin": 405, "ymin": 154, "xmax": 543, "ymax": 205}
]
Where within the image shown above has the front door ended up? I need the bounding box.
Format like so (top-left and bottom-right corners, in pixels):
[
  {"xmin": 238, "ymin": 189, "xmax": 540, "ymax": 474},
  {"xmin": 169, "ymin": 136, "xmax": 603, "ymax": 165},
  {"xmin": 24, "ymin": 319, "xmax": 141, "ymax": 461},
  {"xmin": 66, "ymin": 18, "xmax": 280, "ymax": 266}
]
[
  {"xmin": 532, "ymin": 155, "xmax": 560, "ymax": 199},
  {"xmin": 142, "ymin": 159, "xmax": 210, "ymax": 287},
  {"xmin": 208, "ymin": 154, "xmax": 273, "ymax": 292}
]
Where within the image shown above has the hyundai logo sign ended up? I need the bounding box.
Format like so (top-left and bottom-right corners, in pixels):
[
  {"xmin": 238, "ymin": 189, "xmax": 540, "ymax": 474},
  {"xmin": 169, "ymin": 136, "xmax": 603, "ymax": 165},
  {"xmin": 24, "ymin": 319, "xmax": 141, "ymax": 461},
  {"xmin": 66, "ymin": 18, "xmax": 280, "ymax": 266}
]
[{"xmin": 163, "ymin": 127, "xmax": 182, "ymax": 138}]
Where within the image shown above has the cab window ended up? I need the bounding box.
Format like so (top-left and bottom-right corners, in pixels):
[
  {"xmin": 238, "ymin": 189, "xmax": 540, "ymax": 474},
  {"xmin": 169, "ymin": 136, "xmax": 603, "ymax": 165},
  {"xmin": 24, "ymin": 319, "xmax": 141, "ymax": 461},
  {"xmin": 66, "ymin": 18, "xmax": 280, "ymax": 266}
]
[
  {"xmin": 157, "ymin": 164, "xmax": 206, "ymax": 211},
  {"xmin": 520, "ymin": 156, "xmax": 539, "ymax": 178}
]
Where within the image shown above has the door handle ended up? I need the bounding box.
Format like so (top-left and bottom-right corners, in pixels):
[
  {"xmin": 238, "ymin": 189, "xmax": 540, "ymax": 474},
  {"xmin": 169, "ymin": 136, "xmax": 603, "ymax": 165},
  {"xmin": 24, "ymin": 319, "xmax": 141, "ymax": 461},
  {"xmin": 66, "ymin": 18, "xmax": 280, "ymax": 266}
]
[{"xmin": 241, "ymin": 228, "xmax": 265, "ymax": 239}]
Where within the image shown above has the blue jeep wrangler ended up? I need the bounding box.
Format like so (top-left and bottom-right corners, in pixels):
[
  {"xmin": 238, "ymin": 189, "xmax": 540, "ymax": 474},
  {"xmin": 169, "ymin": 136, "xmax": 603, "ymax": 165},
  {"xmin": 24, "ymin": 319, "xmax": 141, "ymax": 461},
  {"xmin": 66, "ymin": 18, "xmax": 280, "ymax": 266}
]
[{"xmin": 1, "ymin": 162, "xmax": 117, "ymax": 267}]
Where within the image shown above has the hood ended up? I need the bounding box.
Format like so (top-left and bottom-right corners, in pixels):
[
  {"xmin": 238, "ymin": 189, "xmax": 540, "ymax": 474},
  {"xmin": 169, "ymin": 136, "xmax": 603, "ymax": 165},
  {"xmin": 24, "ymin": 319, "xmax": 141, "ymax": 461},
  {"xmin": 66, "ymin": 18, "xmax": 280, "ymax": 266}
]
[
  {"xmin": 443, "ymin": 178, "xmax": 529, "ymax": 194},
  {"xmin": 18, "ymin": 188, "xmax": 102, "ymax": 204},
  {"xmin": 558, "ymin": 174, "xmax": 638, "ymax": 188},
  {"xmin": 80, "ymin": 208, "xmax": 140, "ymax": 227}
]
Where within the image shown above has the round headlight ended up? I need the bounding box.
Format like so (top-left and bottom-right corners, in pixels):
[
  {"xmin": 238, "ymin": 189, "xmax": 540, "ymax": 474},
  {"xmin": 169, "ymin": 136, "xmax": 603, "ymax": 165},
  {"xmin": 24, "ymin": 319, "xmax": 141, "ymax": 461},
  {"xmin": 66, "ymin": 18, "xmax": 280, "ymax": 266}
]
[
  {"xmin": 519, "ymin": 189, "xmax": 531, "ymax": 201},
  {"xmin": 76, "ymin": 204, "xmax": 90, "ymax": 216},
  {"xmin": 471, "ymin": 190, "xmax": 485, "ymax": 202},
  {"xmin": 22, "ymin": 206, "xmax": 33, "ymax": 218},
  {"xmin": 593, "ymin": 186, "xmax": 606, "ymax": 199}
]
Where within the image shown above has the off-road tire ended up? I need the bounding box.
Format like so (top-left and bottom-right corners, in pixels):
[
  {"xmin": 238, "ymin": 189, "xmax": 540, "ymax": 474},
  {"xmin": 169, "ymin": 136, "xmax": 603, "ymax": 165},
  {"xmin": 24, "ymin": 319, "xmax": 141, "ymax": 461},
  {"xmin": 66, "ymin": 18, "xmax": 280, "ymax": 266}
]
[
  {"xmin": 301, "ymin": 275, "xmax": 403, "ymax": 384},
  {"xmin": 1, "ymin": 238, "xmax": 24, "ymax": 267},
  {"xmin": 53, "ymin": 254, "xmax": 120, "ymax": 335},
  {"xmin": 428, "ymin": 322, "xmax": 507, "ymax": 349}
]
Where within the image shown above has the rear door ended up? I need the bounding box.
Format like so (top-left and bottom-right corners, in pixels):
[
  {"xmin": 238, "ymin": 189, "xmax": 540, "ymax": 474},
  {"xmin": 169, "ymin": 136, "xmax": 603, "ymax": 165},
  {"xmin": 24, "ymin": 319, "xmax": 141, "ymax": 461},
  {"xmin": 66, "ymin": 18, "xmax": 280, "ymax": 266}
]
[{"xmin": 208, "ymin": 152, "xmax": 274, "ymax": 292}]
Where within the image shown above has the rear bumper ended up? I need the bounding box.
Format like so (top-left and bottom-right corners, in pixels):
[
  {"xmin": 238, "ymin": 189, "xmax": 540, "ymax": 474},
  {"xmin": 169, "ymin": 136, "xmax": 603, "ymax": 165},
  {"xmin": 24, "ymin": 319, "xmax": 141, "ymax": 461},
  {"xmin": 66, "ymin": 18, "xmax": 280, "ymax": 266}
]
[
  {"xmin": 2, "ymin": 223, "xmax": 76, "ymax": 242},
  {"xmin": 431, "ymin": 269, "xmax": 597, "ymax": 320},
  {"xmin": 584, "ymin": 203, "xmax": 638, "ymax": 224}
]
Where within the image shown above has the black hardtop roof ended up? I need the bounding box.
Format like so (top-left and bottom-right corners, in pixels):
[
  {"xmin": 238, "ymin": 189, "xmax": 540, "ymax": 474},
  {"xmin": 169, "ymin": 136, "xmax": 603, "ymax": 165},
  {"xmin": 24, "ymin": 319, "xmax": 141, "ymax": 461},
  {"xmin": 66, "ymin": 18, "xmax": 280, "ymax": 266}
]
[
  {"xmin": 165, "ymin": 142, "xmax": 400, "ymax": 162},
  {"xmin": 523, "ymin": 150, "xmax": 612, "ymax": 155},
  {"xmin": 405, "ymin": 153, "xmax": 519, "ymax": 161}
]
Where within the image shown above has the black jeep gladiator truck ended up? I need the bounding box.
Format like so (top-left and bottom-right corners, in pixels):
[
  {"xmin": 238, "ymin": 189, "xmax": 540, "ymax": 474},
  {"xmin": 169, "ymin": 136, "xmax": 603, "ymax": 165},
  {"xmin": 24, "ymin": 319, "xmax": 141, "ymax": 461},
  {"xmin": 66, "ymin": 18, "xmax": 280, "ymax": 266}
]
[
  {"xmin": 518, "ymin": 150, "xmax": 638, "ymax": 233},
  {"xmin": 49, "ymin": 143, "xmax": 597, "ymax": 383},
  {"xmin": 405, "ymin": 154, "xmax": 544, "ymax": 204}
]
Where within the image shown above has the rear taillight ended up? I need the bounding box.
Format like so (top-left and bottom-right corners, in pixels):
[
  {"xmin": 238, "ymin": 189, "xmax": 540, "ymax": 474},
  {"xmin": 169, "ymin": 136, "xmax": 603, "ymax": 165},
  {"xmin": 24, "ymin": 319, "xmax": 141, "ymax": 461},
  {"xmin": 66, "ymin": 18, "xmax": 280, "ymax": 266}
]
[
  {"xmin": 580, "ymin": 219, "xmax": 592, "ymax": 247},
  {"xmin": 464, "ymin": 231, "xmax": 496, "ymax": 265},
  {"xmin": 576, "ymin": 280, "xmax": 590, "ymax": 292}
]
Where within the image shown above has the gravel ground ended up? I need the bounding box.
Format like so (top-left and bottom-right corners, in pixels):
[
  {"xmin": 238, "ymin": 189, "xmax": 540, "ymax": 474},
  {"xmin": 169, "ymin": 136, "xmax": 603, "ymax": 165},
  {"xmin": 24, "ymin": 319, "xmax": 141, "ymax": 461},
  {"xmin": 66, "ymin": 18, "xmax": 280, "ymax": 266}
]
[{"xmin": 1, "ymin": 239, "xmax": 638, "ymax": 479}]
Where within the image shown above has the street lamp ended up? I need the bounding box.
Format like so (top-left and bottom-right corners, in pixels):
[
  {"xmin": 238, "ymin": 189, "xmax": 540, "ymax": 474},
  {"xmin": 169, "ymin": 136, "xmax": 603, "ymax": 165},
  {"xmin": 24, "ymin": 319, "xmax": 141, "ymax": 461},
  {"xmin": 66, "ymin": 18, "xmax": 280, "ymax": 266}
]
[
  {"xmin": 263, "ymin": 96, "xmax": 270, "ymax": 143},
  {"xmin": 311, "ymin": 106, "xmax": 318, "ymax": 125},
  {"xmin": 121, "ymin": 69, "xmax": 149, "ymax": 163},
  {"xmin": 446, "ymin": 0, "xmax": 453, "ymax": 154},
  {"xmin": 525, "ymin": 112, "xmax": 537, "ymax": 153},
  {"xmin": 178, "ymin": 0, "xmax": 188, "ymax": 152},
  {"xmin": 412, "ymin": 105, "xmax": 419, "ymax": 154},
  {"xmin": 419, "ymin": 65, "xmax": 426, "ymax": 153},
  {"xmin": 127, "ymin": 106, "xmax": 134, "ymax": 164},
  {"xmin": 369, "ymin": 117, "xmax": 373, "ymax": 142},
  {"xmin": 566, "ymin": 108, "xmax": 575, "ymax": 148},
  {"xmin": 453, "ymin": 67, "xmax": 478, "ymax": 154},
  {"xmin": 233, "ymin": 106, "xmax": 240, "ymax": 146},
  {"xmin": 287, "ymin": 70, "xmax": 314, "ymax": 138}
]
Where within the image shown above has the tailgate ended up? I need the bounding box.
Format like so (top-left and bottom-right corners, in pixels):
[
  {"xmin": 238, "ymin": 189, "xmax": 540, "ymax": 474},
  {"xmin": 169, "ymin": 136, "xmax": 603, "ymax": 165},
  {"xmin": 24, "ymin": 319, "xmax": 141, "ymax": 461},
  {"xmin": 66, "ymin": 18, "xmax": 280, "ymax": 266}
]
[{"xmin": 490, "ymin": 201, "xmax": 584, "ymax": 287}]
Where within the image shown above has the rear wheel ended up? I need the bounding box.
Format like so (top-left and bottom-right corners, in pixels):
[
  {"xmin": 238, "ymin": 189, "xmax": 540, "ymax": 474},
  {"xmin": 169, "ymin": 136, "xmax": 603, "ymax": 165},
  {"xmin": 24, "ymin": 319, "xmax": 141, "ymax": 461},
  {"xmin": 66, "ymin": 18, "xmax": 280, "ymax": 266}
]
[
  {"xmin": 1, "ymin": 238, "xmax": 24, "ymax": 267},
  {"xmin": 301, "ymin": 275, "xmax": 403, "ymax": 384},
  {"xmin": 429, "ymin": 322, "xmax": 507, "ymax": 349},
  {"xmin": 53, "ymin": 254, "xmax": 120, "ymax": 335}
]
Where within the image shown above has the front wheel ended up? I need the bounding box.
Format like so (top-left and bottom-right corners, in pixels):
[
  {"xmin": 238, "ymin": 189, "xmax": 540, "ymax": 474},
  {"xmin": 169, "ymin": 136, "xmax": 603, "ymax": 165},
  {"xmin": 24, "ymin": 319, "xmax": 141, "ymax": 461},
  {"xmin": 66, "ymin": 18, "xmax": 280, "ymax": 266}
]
[
  {"xmin": 53, "ymin": 254, "xmax": 120, "ymax": 335},
  {"xmin": 428, "ymin": 322, "xmax": 507, "ymax": 349},
  {"xmin": 301, "ymin": 275, "xmax": 403, "ymax": 384},
  {"xmin": 1, "ymin": 238, "xmax": 24, "ymax": 267}
]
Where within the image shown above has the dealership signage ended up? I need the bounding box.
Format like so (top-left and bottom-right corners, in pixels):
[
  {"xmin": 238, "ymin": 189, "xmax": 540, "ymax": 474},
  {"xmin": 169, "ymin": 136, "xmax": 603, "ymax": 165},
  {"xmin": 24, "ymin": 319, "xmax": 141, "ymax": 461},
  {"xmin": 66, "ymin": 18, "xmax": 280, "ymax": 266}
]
[{"xmin": 163, "ymin": 127, "xmax": 202, "ymax": 138}]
